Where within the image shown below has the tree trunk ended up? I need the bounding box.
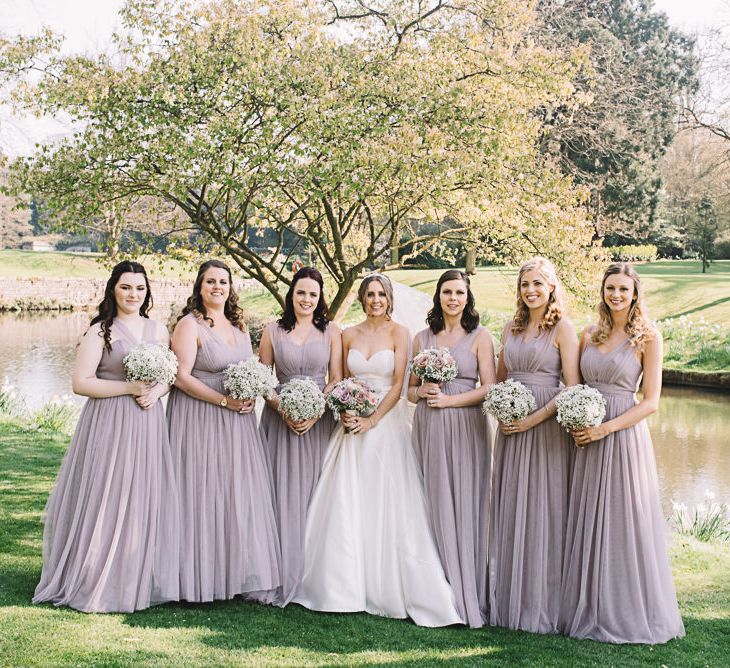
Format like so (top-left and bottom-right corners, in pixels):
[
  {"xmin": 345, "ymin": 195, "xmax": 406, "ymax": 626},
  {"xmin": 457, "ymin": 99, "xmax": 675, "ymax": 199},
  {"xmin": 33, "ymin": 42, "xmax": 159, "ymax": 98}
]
[{"xmin": 465, "ymin": 247, "xmax": 477, "ymax": 275}]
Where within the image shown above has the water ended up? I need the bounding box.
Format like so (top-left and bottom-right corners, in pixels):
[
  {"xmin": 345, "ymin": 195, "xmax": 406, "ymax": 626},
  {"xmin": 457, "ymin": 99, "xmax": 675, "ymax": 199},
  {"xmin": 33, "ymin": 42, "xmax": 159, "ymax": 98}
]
[{"xmin": 1, "ymin": 310, "xmax": 728, "ymax": 511}]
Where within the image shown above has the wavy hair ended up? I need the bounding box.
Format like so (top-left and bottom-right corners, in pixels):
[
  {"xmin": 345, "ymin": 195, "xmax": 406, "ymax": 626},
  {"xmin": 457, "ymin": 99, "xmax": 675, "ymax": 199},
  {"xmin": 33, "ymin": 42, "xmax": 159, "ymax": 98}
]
[
  {"xmin": 511, "ymin": 257, "xmax": 565, "ymax": 334},
  {"xmin": 278, "ymin": 266, "xmax": 330, "ymax": 332},
  {"xmin": 357, "ymin": 273, "xmax": 393, "ymax": 319},
  {"xmin": 427, "ymin": 269, "xmax": 480, "ymax": 334},
  {"xmin": 90, "ymin": 261, "xmax": 152, "ymax": 351},
  {"xmin": 592, "ymin": 262, "xmax": 653, "ymax": 351},
  {"xmin": 178, "ymin": 259, "xmax": 245, "ymax": 331}
]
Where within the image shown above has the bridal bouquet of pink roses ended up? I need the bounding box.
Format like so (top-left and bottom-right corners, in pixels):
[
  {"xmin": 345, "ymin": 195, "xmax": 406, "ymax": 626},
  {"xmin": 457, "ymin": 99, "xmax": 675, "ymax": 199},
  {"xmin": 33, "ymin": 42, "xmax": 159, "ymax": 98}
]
[
  {"xmin": 326, "ymin": 377, "xmax": 380, "ymax": 427},
  {"xmin": 411, "ymin": 347, "xmax": 458, "ymax": 384}
]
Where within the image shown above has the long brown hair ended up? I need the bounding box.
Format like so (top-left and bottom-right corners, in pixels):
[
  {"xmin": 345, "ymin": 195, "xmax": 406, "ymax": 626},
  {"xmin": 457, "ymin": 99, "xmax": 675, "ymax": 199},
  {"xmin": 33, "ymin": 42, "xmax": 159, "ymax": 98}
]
[
  {"xmin": 426, "ymin": 269, "xmax": 480, "ymax": 334},
  {"xmin": 90, "ymin": 261, "xmax": 152, "ymax": 351},
  {"xmin": 511, "ymin": 257, "xmax": 564, "ymax": 334},
  {"xmin": 592, "ymin": 262, "xmax": 653, "ymax": 351},
  {"xmin": 178, "ymin": 259, "xmax": 246, "ymax": 331}
]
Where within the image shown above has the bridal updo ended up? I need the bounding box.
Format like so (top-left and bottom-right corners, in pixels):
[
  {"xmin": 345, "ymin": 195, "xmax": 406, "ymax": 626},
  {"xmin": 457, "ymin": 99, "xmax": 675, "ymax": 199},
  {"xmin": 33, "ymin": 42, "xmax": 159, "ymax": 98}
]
[{"xmin": 357, "ymin": 273, "xmax": 394, "ymax": 319}]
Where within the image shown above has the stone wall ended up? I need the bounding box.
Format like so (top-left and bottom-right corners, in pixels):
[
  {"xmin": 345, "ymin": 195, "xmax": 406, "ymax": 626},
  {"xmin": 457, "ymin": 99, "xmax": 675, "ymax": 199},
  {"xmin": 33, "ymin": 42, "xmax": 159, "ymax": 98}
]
[{"xmin": 0, "ymin": 276, "xmax": 261, "ymax": 314}]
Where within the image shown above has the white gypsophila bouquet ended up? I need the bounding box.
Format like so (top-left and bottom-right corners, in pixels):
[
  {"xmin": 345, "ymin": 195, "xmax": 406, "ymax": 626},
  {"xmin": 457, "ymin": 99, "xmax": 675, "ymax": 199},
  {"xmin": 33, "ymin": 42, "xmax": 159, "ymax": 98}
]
[
  {"xmin": 122, "ymin": 343, "xmax": 178, "ymax": 385},
  {"xmin": 482, "ymin": 378, "xmax": 537, "ymax": 424},
  {"xmin": 278, "ymin": 378, "xmax": 326, "ymax": 422},
  {"xmin": 223, "ymin": 358, "xmax": 278, "ymax": 400},
  {"xmin": 555, "ymin": 384, "xmax": 607, "ymax": 430},
  {"xmin": 411, "ymin": 347, "xmax": 458, "ymax": 384}
]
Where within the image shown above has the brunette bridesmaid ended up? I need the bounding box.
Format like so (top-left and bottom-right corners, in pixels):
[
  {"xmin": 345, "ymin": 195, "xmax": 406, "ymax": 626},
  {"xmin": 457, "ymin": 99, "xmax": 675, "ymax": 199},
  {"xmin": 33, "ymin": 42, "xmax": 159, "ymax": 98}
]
[
  {"xmin": 167, "ymin": 259, "xmax": 280, "ymax": 603},
  {"xmin": 489, "ymin": 257, "xmax": 579, "ymax": 633},
  {"xmin": 409, "ymin": 269, "xmax": 496, "ymax": 628},
  {"xmin": 34, "ymin": 261, "xmax": 179, "ymax": 612},
  {"xmin": 559, "ymin": 263, "xmax": 684, "ymax": 644},
  {"xmin": 259, "ymin": 267, "xmax": 342, "ymax": 606}
]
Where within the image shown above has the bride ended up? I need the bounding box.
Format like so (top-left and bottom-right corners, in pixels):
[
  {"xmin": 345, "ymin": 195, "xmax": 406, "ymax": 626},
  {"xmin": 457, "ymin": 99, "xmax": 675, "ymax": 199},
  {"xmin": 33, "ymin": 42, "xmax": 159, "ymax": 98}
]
[{"xmin": 292, "ymin": 273, "xmax": 463, "ymax": 627}]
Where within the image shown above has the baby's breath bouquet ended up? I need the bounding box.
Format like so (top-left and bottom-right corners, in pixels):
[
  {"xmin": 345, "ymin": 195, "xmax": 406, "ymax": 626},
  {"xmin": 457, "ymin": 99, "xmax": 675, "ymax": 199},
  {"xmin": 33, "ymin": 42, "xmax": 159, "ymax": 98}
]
[
  {"xmin": 223, "ymin": 358, "xmax": 278, "ymax": 400},
  {"xmin": 482, "ymin": 379, "xmax": 536, "ymax": 424},
  {"xmin": 278, "ymin": 378, "xmax": 326, "ymax": 422},
  {"xmin": 411, "ymin": 347, "xmax": 458, "ymax": 384},
  {"xmin": 123, "ymin": 344, "xmax": 178, "ymax": 385},
  {"xmin": 555, "ymin": 384, "xmax": 606, "ymax": 430}
]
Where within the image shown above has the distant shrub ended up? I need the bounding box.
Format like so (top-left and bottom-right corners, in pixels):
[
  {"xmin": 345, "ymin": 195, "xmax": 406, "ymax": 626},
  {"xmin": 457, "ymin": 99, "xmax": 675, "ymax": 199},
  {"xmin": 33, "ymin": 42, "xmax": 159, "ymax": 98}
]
[
  {"xmin": 715, "ymin": 239, "xmax": 730, "ymax": 260},
  {"xmin": 605, "ymin": 244, "xmax": 658, "ymax": 263},
  {"xmin": 245, "ymin": 313, "xmax": 274, "ymax": 352}
]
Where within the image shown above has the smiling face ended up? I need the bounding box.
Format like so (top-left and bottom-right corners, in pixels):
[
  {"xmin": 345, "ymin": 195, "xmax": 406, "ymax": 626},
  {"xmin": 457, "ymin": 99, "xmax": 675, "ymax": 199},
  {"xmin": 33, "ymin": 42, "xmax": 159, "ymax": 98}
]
[
  {"xmin": 200, "ymin": 267, "xmax": 230, "ymax": 310},
  {"xmin": 519, "ymin": 269, "xmax": 553, "ymax": 311},
  {"xmin": 292, "ymin": 277, "xmax": 320, "ymax": 320},
  {"xmin": 439, "ymin": 279, "xmax": 468, "ymax": 319},
  {"xmin": 362, "ymin": 279, "xmax": 389, "ymax": 318},
  {"xmin": 603, "ymin": 273, "xmax": 636, "ymax": 314},
  {"xmin": 113, "ymin": 272, "xmax": 148, "ymax": 315}
]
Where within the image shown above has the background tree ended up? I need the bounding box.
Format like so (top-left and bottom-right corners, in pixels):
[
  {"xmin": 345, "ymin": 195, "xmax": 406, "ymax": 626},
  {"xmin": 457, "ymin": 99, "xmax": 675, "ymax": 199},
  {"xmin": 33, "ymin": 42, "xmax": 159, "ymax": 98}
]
[
  {"xmin": 5, "ymin": 0, "xmax": 599, "ymax": 315},
  {"xmin": 534, "ymin": 0, "xmax": 699, "ymax": 240}
]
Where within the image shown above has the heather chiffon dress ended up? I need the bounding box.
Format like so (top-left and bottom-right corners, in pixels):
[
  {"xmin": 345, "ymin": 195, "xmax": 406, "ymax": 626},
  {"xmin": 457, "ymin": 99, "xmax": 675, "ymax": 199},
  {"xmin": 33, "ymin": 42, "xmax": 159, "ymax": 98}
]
[
  {"xmin": 166, "ymin": 314, "xmax": 280, "ymax": 602},
  {"xmin": 33, "ymin": 318, "xmax": 179, "ymax": 612},
  {"xmin": 259, "ymin": 322, "xmax": 335, "ymax": 605},
  {"xmin": 411, "ymin": 326, "xmax": 493, "ymax": 628},
  {"xmin": 489, "ymin": 324, "xmax": 571, "ymax": 633},
  {"xmin": 558, "ymin": 339, "xmax": 684, "ymax": 644}
]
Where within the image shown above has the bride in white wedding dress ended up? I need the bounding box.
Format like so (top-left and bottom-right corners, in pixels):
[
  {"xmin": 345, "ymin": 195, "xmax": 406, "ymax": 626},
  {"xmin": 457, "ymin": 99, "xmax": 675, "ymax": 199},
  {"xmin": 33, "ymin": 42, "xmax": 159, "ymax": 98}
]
[{"xmin": 292, "ymin": 274, "xmax": 463, "ymax": 627}]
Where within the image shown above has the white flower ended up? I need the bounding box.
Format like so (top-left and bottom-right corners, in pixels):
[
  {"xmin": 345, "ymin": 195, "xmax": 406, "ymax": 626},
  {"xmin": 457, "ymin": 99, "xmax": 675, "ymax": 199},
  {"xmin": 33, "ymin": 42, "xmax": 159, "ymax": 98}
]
[
  {"xmin": 223, "ymin": 358, "xmax": 278, "ymax": 400},
  {"xmin": 555, "ymin": 385, "xmax": 607, "ymax": 430},
  {"xmin": 278, "ymin": 378, "xmax": 326, "ymax": 422},
  {"xmin": 123, "ymin": 344, "xmax": 179, "ymax": 385},
  {"xmin": 482, "ymin": 379, "xmax": 536, "ymax": 423}
]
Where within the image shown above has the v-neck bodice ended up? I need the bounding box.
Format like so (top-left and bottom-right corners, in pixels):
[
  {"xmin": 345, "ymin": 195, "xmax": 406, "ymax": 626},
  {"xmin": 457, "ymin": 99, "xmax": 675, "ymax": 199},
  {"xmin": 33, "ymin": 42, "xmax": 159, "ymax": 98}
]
[
  {"xmin": 415, "ymin": 326, "xmax": 484, "ymax": 390},
  {"xmin": 268, "ymin": 321, "xmax": 332, "ymax": 390},
  {"xmin": 96, "ymin": 317, "xmax": 159, "ymax": 381},
  {"xmin": 503, "ymin": 322, "xmax": 561, "ymax": 388},
  {"xmin": 182, "ymin": 313, "xmax": 253, "ymax": 377},
  {"xmin": 580, "ymin": 338, "xmax": 642, "ymax": 396}
]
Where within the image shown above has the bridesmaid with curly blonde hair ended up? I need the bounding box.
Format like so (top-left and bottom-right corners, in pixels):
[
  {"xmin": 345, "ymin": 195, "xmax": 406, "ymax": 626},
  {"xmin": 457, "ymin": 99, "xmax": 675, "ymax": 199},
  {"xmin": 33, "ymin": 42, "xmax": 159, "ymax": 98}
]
[
  {"xmin": 489, "ymin": 256, "xmax": 580, "ymax": 633},
  {"xmin": 558, "ymin": 263, "xmax": 684, "ymax": 644}
]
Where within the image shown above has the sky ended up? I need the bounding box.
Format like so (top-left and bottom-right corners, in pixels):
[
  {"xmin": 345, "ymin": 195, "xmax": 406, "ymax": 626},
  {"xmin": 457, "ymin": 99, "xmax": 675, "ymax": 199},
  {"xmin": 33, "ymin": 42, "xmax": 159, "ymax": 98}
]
[{"xmin": 1, "ymin": 0, "xmax": 728, "ymax": 155}]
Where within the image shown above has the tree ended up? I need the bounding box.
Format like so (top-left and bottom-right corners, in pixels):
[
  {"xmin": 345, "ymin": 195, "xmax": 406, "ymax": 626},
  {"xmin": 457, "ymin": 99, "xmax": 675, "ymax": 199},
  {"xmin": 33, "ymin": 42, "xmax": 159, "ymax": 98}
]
[
  {"xmin": 534, "ymin": 0, "xmax": 699, "ymax": 239},
  {"xmin": 689, "ymin": 197, "xmax": 719, "ymax": 272},
  {"xmin": 5, "ymin": 0, "xmax": 599, "ymax": 314}
]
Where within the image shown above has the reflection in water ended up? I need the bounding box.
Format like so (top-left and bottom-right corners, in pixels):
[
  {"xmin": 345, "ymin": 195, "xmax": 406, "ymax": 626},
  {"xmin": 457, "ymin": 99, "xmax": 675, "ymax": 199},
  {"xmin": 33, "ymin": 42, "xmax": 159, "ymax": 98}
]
[
  {"xmin": 649, "ymin": 387, "xmax": 730, "ymax": 512},
  {"xmin": 0, "ymin": 311, "xmax": 728, "ymax": 511}
]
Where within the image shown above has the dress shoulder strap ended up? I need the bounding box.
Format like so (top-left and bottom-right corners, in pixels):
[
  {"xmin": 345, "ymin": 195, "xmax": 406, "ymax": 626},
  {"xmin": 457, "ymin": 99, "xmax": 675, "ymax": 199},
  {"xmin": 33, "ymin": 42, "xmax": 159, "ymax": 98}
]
[{"xmin": 142, "ymin": 317, "xmax": 158, "ymax": 342}]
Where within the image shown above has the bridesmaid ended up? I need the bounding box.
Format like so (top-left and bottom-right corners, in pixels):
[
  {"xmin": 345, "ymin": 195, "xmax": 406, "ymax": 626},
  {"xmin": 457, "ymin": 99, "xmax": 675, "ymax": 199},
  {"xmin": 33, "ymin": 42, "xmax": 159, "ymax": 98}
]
[
  {"xmin": 259, "ymin": 266, "xmax": 342, "ymax": 606},
  {"xmin": 408, "ymin": 269, "xmax": 496, "ymax": 628},
  {"xmin": 34, "ymin": 261, "xmax": 179, "ymax": 612},
  {"xmin": 559, "ymin": 262, "xmax": 685, "ymax": 644},
  {"xmin": 167, "ymin": 259, "xmax": 280, "ymax": 603},
  {"xmin": 489, "ymin": 256, "xmax": 579, "ymax": 633}
]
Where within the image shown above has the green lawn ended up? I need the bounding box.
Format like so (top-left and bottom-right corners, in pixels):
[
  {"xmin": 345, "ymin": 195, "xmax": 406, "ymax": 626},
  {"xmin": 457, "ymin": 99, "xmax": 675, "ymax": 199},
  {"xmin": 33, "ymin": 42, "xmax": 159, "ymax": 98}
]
[{"xmin": 1, "ymin": 419, "xmax": 729, "ymax": 667}]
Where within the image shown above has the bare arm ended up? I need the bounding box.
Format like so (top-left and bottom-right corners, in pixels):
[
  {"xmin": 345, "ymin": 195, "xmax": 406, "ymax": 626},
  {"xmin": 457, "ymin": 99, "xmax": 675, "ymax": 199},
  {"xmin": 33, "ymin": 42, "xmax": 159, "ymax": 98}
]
[
  {"xmin": 407, "ymin": 333, "xmax": 425, "ymax": 403},
  {"xmin": 72, "ymin": 324, "xmax": 148, "ymax": 399},
  {"xmin": 326, "ymin": 323, "xmax": 344, "ymax": 389}
]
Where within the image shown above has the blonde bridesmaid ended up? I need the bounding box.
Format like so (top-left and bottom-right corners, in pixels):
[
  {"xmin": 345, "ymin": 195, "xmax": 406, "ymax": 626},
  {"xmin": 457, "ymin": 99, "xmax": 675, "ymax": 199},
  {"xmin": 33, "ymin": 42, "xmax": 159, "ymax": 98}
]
[
  {"xmin": 489, "ymin": 257, "xmax": 579, "ymax": 633},
  {"xmin": 559, "ymin": 263, "xmax": 684, "ymax": 644}
]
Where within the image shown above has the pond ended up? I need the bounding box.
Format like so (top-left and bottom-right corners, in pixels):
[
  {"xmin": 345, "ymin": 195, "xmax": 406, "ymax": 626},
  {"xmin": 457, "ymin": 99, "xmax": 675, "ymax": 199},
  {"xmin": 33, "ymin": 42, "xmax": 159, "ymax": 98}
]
[{"xmin": 0, "ymin": 310, "xmax": 728, "ymax": 513}]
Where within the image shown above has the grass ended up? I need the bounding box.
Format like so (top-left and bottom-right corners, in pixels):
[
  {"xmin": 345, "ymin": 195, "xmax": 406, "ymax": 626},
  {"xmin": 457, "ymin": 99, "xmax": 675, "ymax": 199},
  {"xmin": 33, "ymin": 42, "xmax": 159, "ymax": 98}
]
[{"xmin": 1, "ymin": 418, "xmax": 729, "ymax": 666}]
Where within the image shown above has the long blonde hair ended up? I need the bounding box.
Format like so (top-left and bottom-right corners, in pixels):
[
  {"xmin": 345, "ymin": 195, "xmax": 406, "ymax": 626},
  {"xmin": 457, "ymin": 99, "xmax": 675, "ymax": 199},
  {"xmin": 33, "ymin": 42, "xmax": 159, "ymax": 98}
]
[
  {"xmin": 592, "ymin": 262, "xmax": 653, "ymax": 351},
  {"xmin": 511, "ymin": 257, "xmax": 565, "ymax": 334}
]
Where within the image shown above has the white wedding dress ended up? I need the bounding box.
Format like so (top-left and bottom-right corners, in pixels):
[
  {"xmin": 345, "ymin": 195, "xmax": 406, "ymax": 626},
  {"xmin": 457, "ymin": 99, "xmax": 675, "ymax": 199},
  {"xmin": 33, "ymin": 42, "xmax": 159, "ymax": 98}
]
[{"xmin": 292, "ymin": 348, "xmax": 463, "ymax": 627}]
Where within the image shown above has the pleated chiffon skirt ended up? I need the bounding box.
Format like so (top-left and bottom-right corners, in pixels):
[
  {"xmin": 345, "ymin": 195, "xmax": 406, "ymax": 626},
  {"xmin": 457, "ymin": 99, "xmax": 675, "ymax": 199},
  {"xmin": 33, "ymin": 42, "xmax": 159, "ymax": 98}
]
[
  {"xmin": 558, "ymin": 390, "xmax": 685, "ymax": 644},
  {"xmin": 33, "ymin": 396, "xmax": 180, "ymax": 613},
  {"xmin": 167, "ymin": 384, "xmax": 281, "ymax": 603}
]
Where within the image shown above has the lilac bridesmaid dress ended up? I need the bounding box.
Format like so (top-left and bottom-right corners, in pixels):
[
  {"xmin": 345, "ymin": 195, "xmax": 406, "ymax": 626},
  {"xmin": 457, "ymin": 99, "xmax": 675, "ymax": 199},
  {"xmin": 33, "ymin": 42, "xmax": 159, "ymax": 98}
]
[
  {"xmin": 259, "ymin": 322, "xmax": 335, "ymax": 605},
  {"xmin": 166, "ymin": 314, "xmax": 280, "ymax": 602},
  {"xmin": 558, "ymin": 339, "xmax": 684, "ymax": 644},
  {"xmin": 411, "ymin": 326, "xmax": 493, "ymax": 628},
  {"xmin": 33, "ymin": 318, "xmax": 179, "ymax": 612},
  {"xmin": 489, "ymin": 323, "xmax": 572, "ymax": 633}
]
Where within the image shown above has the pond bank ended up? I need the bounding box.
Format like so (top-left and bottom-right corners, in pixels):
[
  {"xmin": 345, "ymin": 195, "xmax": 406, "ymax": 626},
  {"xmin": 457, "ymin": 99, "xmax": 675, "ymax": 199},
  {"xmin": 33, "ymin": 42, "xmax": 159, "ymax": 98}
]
[{"xmin": 663, "ymin": 369, "xmax": 730, "ymax": 392}]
